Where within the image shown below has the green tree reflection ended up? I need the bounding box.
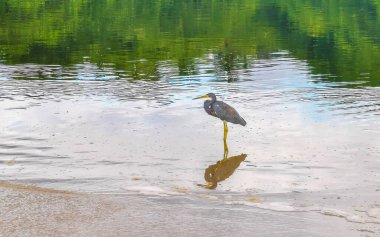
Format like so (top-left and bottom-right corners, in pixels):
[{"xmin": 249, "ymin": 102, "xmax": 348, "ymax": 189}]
[{"xmin": 0, "ymin": 0, "xmax": 379, "ymax": 85}]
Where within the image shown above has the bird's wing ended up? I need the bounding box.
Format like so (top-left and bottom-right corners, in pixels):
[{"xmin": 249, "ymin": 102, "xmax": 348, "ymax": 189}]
[{"xmin": 212, "ymin": 101, "xmax": 240, "ymax": 121}]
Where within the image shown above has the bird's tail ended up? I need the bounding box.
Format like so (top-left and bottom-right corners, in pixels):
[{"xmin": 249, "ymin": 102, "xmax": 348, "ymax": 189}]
[{"xmin": 239, "ymin": 117, "xmax": 247, "ymax": 126}]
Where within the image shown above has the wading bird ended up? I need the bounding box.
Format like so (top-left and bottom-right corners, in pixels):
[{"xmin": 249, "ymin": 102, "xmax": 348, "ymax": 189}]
[{"xmin": 193, "ymin": 93, "xmax": 246, "ymax": 159}]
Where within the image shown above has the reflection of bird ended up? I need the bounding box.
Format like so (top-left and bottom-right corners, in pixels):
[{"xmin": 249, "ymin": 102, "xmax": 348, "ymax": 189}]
[
  {"xmin": 193, "ymin": 93, "xmax": 246, "ymax": 159},
  {"xmin": 198, "ymin": 154, "xmax": 247, "ymax": 189}
]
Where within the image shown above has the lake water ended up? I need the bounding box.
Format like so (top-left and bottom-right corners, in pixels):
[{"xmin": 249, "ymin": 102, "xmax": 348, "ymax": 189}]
[{"xmin": 1, "ymin": 1, "xmax": 380, "ymax": 235}]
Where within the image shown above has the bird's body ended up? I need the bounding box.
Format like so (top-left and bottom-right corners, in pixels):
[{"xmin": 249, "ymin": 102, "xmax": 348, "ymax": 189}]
[
  {"xmin": 193, "ymin": 93, "xmax": 246, "ymax": 159},
  {"xmin": 203, "ymin": 96, "xmax": 246, "ymax": 126}
]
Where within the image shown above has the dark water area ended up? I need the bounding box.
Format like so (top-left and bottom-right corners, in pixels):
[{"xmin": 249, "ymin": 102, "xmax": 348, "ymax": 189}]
[
  {"xmin": 0, "ymin": 1, "xmax": 380, "ymax": 236},
  {"xmin": 0, "ymin": 0, "xmax": 380, "ymax": 86}
]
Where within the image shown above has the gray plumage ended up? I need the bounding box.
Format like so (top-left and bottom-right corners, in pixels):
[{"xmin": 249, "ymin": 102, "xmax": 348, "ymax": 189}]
[{"xmin": 203, "ymin": 93, "xmax": 246, "ymax": 126}]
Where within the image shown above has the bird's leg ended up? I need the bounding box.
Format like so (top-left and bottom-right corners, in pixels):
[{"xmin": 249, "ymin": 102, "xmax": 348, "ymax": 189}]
[{"xmin": 223, "ymin": 121, "xmax": 229, "ymax": 160}]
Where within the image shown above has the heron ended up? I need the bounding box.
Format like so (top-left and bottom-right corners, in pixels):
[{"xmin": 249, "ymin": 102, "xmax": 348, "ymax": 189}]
[{"xmin": 193, "ymin": 93, "xmax": 246, "ymax": 159}]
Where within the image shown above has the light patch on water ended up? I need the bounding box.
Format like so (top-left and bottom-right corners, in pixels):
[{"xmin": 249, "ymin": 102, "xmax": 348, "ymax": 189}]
[
  {"xmin": 227, "ymin": 200, "xmax": 298, "ymax": 212},
  {"xmin": 319, "ymin": 208, "xmax": 380, "ymax": 224},
  {"xmin": 120, "ymin": 186, "xmax": 179, "ymax": 196}
]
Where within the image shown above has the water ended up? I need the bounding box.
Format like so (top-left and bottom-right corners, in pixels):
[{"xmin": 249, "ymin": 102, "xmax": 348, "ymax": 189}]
[{"xmin": 1, "ymin": 1, "xmax": 380, "ymax": 235}]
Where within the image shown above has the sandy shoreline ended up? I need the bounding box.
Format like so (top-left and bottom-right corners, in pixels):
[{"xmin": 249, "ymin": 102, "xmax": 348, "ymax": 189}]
[{"xmin": 1, "ymin": 181, "xmax": 378, "ymax": 237}]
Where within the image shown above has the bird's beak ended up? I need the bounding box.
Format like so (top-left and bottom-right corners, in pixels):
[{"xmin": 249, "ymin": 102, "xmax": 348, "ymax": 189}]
[{"xmin": 192, "ymin": 95, "xmax": 209, "ymax": 100}]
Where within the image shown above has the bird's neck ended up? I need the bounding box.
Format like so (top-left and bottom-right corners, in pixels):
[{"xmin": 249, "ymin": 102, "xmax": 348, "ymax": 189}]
[
  {"xmin": 204, "ymin": 100, "xmax": 214, "ymax": 110},
  {"xmin": 206, "ymin": 99, "xmax": 216, "ymax": 106}
]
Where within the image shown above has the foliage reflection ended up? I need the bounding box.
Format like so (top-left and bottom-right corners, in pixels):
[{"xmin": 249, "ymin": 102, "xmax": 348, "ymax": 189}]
[{"xmin": 1, "ymin": 1, "xmax": 380, "ymax": 85}]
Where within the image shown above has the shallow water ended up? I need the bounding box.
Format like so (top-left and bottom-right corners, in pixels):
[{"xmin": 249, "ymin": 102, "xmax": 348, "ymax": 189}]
[
  {"xmin": 1, "ymin": 1, "xmax": 380, "ymax": 235},
  {"xmin": 1, "ymin": 56, "xmax": 379, "ymax": 226}
]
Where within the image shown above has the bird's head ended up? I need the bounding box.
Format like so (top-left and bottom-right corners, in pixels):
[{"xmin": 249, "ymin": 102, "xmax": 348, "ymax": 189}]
[{"xmin": 193, "ymin": 93, "xmax": 216, "ymax": 101}]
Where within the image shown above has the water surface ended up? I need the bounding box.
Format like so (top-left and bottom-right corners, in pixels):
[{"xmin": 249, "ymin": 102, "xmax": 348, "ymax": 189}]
[{"xmin": 0, "ymin": 1, "xmax": 380, "ymax": 235}]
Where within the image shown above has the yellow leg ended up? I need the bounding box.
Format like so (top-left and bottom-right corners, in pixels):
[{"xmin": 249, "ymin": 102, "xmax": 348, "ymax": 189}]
[{"xmin": 223, "ymin": 121, "xmax": 229, "ymax": 160}]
